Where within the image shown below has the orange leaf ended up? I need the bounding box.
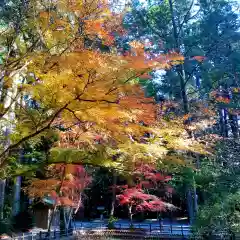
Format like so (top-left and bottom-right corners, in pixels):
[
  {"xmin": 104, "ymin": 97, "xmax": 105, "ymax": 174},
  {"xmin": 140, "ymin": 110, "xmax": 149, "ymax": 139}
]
[{"xmin": 192, "ymin": 56, "xmax": 206, "ymax": 62}]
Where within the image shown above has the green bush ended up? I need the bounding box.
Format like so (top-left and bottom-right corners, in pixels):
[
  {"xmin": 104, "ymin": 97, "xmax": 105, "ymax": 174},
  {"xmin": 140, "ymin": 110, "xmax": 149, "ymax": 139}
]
[
  {"xmin": 107, "ymin": 216, "xmax": 118, "ymax": 229},
  {"xmin": 129, "ymin": 223, "xmax": 135, "ymax": 231},
  {"xmin": 193, "ymin": 191, "xmax": 240, "ymax": 236},
  {"xmin": 192, "ymin": 153, "xmax": 240, "ymax": 237}
]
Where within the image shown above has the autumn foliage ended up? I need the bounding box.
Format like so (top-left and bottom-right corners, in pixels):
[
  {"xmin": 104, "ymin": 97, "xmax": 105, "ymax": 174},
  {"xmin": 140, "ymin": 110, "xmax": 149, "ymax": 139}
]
[
  {"xmin": 0, "ymin": 0, "xmax": 211, "ymax": 227},
  {"xmin": 26, "ymin": 164, "xmax": 91, "ymax": 208},
  {"xmin": 116, "ymin": 163, "xmax": 174, "ymax": 221},
  {"xmin": 0, "ymin": 0, "xmax": 187, "ymax": 168}
]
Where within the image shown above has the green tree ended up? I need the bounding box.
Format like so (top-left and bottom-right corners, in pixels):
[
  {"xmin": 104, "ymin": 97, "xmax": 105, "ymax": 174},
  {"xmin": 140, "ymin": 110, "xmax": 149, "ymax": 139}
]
[{"xmin": 193, "ymin": 139, "xmax": 240, "ymax": 235}]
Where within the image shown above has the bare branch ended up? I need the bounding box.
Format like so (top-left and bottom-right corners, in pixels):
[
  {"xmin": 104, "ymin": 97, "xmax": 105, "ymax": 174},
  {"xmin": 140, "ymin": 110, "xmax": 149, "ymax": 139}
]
[{"xmin": 177, "ymin": 0, "xmax": 195, "ymax": 36}]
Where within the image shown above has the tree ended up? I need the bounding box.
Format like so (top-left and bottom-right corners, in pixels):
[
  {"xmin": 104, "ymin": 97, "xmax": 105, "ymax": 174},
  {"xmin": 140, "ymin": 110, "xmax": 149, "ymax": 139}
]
[
  {"xmin": 195, "ymin": 0, "xmax": 240, "ymax": 139},
  {"xmin": 193, "ymin": 163, "xmax": 240, "ymax": 235},
  {"xmin": 123, "ymin": 0, "xmax": 240, "ymax": 127},
  {"xmin": 1, "ymin": 0, "xmax": 215, "ymax": 228},
  {"xmin": 0, "ymin": 0, "xmax": 184, "ymax": 172},
  {"xmin": 116, "ymin": 163, "xmax": 174, "ymax": 224},
  {"xmin": 25, "ymin": 164, "xmax": 91, "ymax": 232}
]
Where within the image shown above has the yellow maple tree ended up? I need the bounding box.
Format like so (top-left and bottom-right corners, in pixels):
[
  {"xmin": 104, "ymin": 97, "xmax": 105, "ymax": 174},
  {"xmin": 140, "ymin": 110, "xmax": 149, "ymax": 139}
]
[{"xmin": 0, "ymin": 0, "xmax": 189, "ymax": 173}]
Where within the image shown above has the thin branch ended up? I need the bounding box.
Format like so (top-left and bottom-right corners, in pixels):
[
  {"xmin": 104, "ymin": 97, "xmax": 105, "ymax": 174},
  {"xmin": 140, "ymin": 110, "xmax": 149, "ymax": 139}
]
[
  {"xmin": 137, "ymin": 10, "xmax": 167, "ymax": 39},
  {"xmin": 0, "ymin": 75, "xmax": 95, "ymax": 167},
  {"xmin": 0, "ymin": 102, "xmax": 70, "ymax": 168},
  {"xmin": 76, "ymin": 98, "xmax": 118, "ymax": 104},
  {"xmin": 177, "ymin": 0, "xmax": 195, "ymax": 36},
  {"xmin": 65, "ymin": 108, "xmax": 82, "ymax": 122},
  {"xmin": 6, "ymin": 37, "xmax": 41, "ymax": 70},
  {"xmin": 105, "ymin": 70, "xmax": 149, "ymax": 96}
]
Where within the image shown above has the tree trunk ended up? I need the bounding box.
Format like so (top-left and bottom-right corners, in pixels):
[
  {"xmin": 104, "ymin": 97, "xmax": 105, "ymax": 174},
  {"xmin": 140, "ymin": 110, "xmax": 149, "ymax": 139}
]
[
  {"xmin": 229, "ymin": 113, "xmax": 238, "ymax": 138},
  {"xmin": 128, "ymin": 205, "xmax": 133, "ymax": 225},
  {"xmin": 219, "ymin": 108, "xmax": 228, "ymax": 137},
  {"xmin": 193, "ymin": 155, "xmax": 200, "ymax": 215},
  {"xmin": 219, "ymin": 109, "xmax": 224, "ymax": 136},
  {"xmin": 169, "ymin": 0, "xmax": 196, "ymax": 225},
  {"xmin": 223, "ymin": 109, "xmax": 228, "ymax": 137},
  {"xmin": 63, "ymin": 207, "xmax": 73, "ymax": 232},
  {"xmin": 60, "ymin": 207, "xmax": 65, "ymax": 235},
  {"xmin": 110, "ymin": 172, "xmax": 117, "ymax": 217},
  {"xmin": 193, "ymin": 177, "xmax": 198, "ymax": 217},
  {"xmin": 0, "ymin": 126, "xmax": 11, "ymax": 220},
  {"xmin": 12, "ymin": 176, "xmax": 21, "ymax": 217},
  {"xmin": 12, "ymin": 149, "xmax": 25, "ymax": 216},
  {"xmin": 48, "ymin": 205, "xmax": 57, "ymax": 232},
  {"xmin": 186, "ymin": 188, "xmax": 194, "ymax": 224},
  {"xmin": 168, "ymin": 0, "xmax": 189, "ymax": 114},
  {"xmin": 48, "ymin": 165, "xmax": 66, "ymax": 233},
  {"xmin": 0, "ymin": 179, "xmax": 6, "ymax": 220},
  {"xmin": 179, "ymin": 67, "xmax": 189, "ymax": 114}
]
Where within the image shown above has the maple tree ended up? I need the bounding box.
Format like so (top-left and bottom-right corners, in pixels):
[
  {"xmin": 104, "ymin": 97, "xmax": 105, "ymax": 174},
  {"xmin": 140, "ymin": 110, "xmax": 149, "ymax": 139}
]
[
  {"xmin": 0, "ymin": 0, "xmax": 185, "ymax": 175},
  {"xmin": 25, "ymin": 163, "xmax": 91, "ymax": 231},
  {"xmin": 116, "ymin": 163, "xmax": 174, "ymax": 224}
]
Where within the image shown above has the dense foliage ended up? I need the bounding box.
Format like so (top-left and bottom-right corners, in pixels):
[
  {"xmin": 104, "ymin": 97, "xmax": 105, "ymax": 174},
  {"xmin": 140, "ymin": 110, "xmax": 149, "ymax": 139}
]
[{"xmin": 0, "ymin": 0, "xmax": 239, "ymax": 238}]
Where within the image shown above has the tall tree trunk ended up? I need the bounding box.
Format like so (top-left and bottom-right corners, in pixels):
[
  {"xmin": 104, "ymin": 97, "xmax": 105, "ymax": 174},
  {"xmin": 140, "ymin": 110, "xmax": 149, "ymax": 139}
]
[
  {"xmin": 60, "ymin": 207, "xmax": 65, "ymax": 235},
  {"xmin": 0, "ymin": 70, "xmax": 19, "ymax": 219},
  {"xmin": 193, "ymin": 176, "xmax": 198, "ymax": 218},
  {"xmin": 179, "ymin": 68, "xmax": 189, "ymax": 114},
  {"xmin": 219, "ymin": 109, "xmax": 224, "ymax": 136},
  {"xmin": 12, "ymin": 149, "xmax": 24, "ymax": 217},
  {"xmin": 63, "ymin": 207, "xmax": 73, "ymax": 232},
  {"xmin": 168, "ymin": 0, "xmax": 189, "ymax": 114},
  {"xmin": 169, "ymin": 0, "xmax": 196, "ymax": 224},
  {"xmin": 223, "ymin": 109, "xmax": 228, "ymax": 137},
  {"xmin": 186, "ymin": 188, "xmax": 194, "ymax": 224},
  {"xmin": 0, "ymin": 128, "xmax": 11, "ymax": 220}
]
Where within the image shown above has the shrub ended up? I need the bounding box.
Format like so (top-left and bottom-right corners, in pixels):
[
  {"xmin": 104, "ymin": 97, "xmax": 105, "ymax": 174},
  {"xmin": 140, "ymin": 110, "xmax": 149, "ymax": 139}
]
[{"xmin": 107, "ymin": 216, "xmax": 118, "ymax": 229}]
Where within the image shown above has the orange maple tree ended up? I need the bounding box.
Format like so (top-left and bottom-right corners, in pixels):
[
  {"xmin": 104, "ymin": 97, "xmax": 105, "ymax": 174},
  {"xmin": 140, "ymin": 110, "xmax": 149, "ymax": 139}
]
[
  {"xmin": 26, "ymin": 164, "xmax": 91, "ymax": 207},
  {"xmin": 26, "ymin": 164, "xmax": 91, "ymax": 230}
]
